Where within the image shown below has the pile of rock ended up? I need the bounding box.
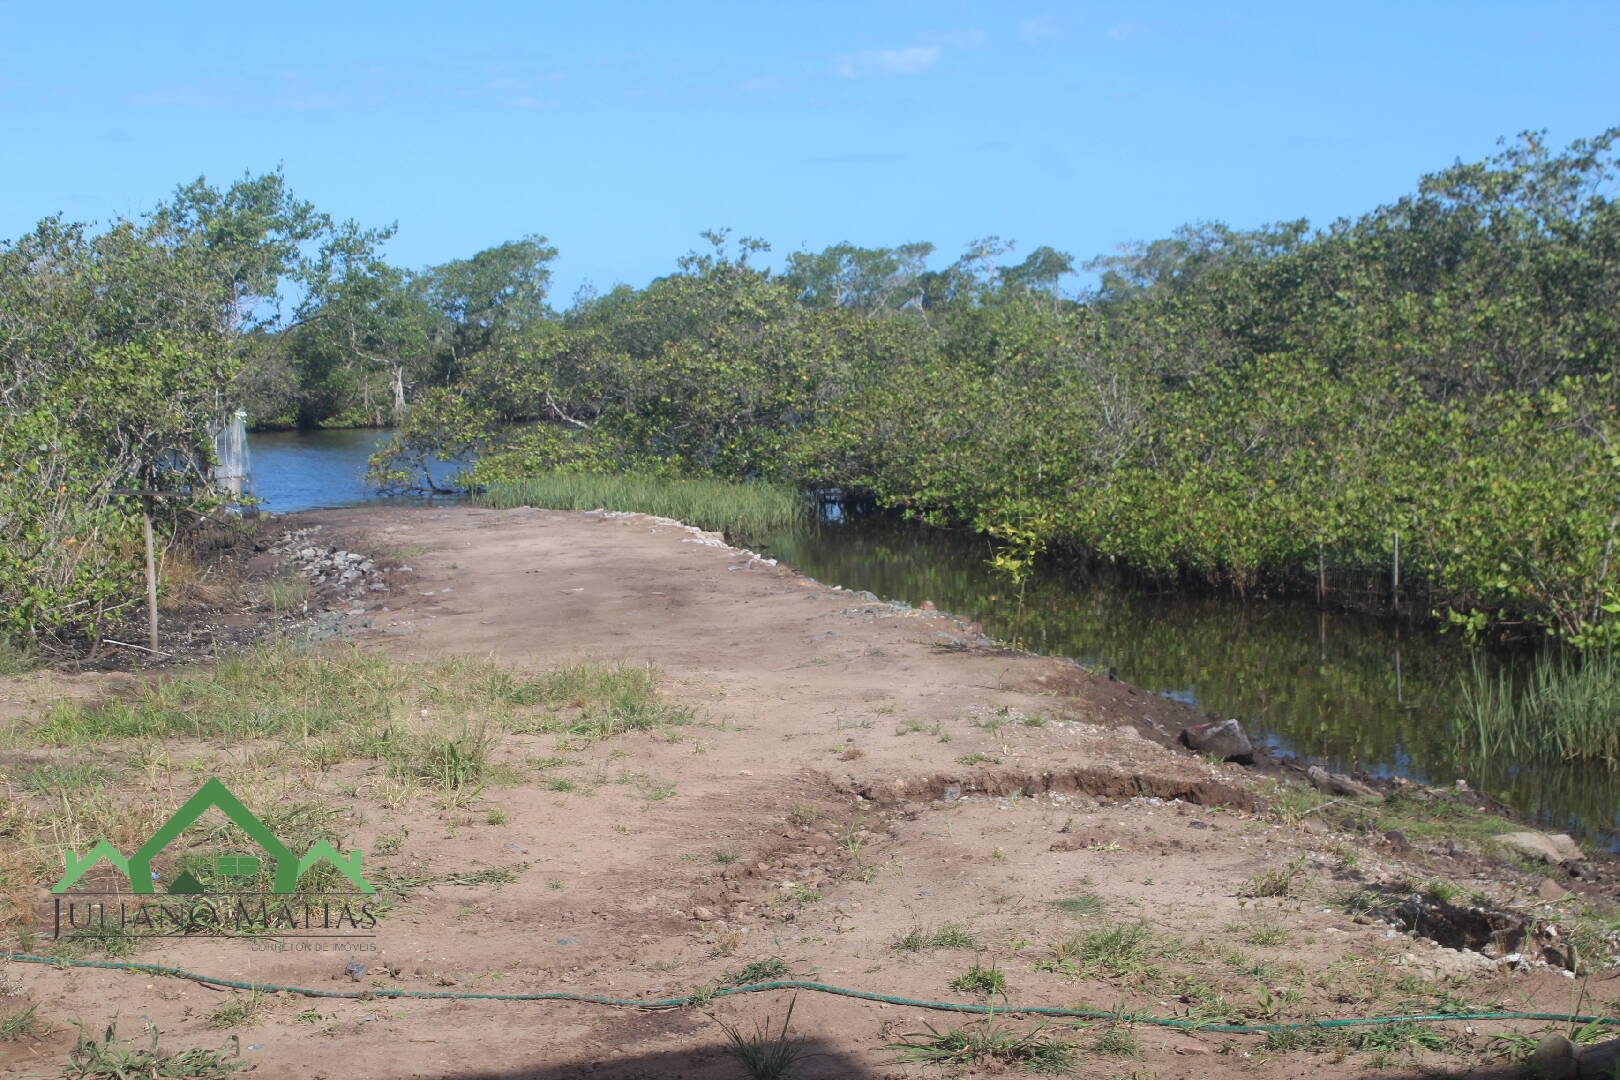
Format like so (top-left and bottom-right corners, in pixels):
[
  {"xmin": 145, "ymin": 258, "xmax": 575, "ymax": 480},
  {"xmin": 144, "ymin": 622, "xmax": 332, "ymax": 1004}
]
[{"xmin": 269, "ymin": 528, "xmax": 392, "ymax": 606}]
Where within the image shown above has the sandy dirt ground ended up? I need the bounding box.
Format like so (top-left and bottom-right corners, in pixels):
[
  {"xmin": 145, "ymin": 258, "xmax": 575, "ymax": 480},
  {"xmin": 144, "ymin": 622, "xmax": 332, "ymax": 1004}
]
[{"xmin": 3, "ymin": 504, "xmax": 1615, "ymax": 1079}]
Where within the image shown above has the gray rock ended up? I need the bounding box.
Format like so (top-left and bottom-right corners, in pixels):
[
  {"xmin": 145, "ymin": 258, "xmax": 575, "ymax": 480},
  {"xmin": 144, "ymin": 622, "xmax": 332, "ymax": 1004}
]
[
  {"xmin": 343, "ymin": 961, "xmax": 367, "ymax": 981},
  {"xmin": 1497, "ymin": 831, "xmax": 1585, "ymax": 865},
  {"xmin": 1307, "ymin": 765, "xmax": 1382, "ymax": 800},
  {"xmin": 1530, "ymin": 1033, "xmax": 1620, "ymax": 1079},
  {"xmin": 1579, "ymin": 1037, "xmax": 1620, "ymax": 1078},
  {"xmin": 1180, "ymin": 719, "xmax": 1254, "ymax": 763}
]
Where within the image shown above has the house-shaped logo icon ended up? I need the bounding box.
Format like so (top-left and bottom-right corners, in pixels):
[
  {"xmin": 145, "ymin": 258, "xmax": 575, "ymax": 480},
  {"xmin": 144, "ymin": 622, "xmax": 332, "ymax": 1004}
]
[{"xmin": 53, "ymin": 777, "xmax": 373, "ymax": 894}]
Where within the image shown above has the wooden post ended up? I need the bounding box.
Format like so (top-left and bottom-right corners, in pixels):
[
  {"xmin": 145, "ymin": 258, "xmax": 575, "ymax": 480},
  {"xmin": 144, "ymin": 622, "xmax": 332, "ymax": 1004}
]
[
  {"xmin": 1392, "ymin": 530, "xmax": 1401, "ymax": 617},
  {"xmin": 141, "ymin": 494, "xmax": 159, "ymax": 652},
  {"xmin": 112, "ymin": 487, "xmax": 181, "ymax": 656},
  {"xmin": 1317, "ymin": 542, "xmax": 1326, "ymax": 608}
]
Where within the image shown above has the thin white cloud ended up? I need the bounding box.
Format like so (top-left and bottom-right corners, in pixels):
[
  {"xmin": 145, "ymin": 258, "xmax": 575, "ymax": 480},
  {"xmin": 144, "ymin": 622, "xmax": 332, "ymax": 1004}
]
[
  {"xmin": 923, "ymin": 28, "xmax": 987, "ymax": 49},
  {"xmin": 736, "ymin": 76, "xmax": 783, "ymax": 95},
  {"xmin": 833, "ymin": 45, "xmax": 942, "ymax": 79},
  {"xmin": 1107, "ymin": 21, "xmax": 1148, "ymax": 41},
  {"xmin": 1020, "ymin": 16, "xmax": 1064, "ymax": 43}
]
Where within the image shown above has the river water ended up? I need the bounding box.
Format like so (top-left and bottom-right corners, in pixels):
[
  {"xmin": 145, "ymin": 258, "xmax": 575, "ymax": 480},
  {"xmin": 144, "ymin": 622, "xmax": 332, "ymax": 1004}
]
[{"xmin": 248, "ymin": 429, "xmax": 1619, "ymax": 849}]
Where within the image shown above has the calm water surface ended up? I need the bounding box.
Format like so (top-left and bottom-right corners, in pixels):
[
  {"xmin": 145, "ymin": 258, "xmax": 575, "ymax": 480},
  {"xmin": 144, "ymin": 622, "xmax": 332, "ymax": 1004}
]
[
  {"xmin": 247, "ymin": 428, "xmax": 461, "ymax": 512},
  {"xmin": 246, "ymin": 432, "xmax": 1619, "ymax": 849}
]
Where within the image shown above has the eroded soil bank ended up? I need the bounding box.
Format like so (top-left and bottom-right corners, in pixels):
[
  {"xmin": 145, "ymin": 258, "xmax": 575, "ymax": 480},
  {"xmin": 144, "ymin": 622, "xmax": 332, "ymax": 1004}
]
[{"xmin": 3, "ymin": 504, "xmax": 1617, "ymax": 1079}]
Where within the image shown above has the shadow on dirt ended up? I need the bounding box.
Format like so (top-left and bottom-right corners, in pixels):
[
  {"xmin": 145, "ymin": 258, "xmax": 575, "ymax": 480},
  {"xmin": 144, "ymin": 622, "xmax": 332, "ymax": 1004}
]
[
  {"xmin": 452, "ymin": 1036, "xmax": 874, "ymax": 1079},
  {"xmin": 431, "ymin": 1042, "xmax": 1529, "ymax": 1080}
]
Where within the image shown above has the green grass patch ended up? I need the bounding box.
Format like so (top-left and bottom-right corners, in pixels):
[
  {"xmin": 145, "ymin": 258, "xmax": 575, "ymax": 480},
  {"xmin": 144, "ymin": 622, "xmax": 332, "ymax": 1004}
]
[
  {"xmin": 1039, "ymin": 921, "xmax": 1173, "ymax": 980},
  {"xmin": 948, "ymin": 963, "xmax": 1006, "ymax": 997},
  {"xmin": 204, "ymin": 993, "xmax": 273, "ymax": 1030},
  {"xmin": 724, "ymin": 956, "xmax": 791, "ymax": 986},
  {"xmin": 30, "ymin": 646, "xmax": 685, "ymax": 757},
  {"xmin": 479, "ymin": 472, "xmax": 806, "ymax": 534},
  {"xmin": 885, "ymin": 1017, "xmax": 1078, "ymax": 1074},
  {"xmin": 66, "ymin": 1020, "xmax": 247, "ymax": 1078},
  {"xmin": 0, "ymin": 1001, "xmax": 45, "ymax": 1041},
  {"xmin": 262, "ymin": 572, "xmax": 309, "ymax": 614},
  {"xmin": 0, "ymin": 639, "xmax": 38, "ymax": 675},
  {"xmin": 893, "ymin": 922, "xmax": 979, "ymax": 952},
  {"xmin": 1050, "ymin": 892, "xmax": 1106, "ymax": 917}
]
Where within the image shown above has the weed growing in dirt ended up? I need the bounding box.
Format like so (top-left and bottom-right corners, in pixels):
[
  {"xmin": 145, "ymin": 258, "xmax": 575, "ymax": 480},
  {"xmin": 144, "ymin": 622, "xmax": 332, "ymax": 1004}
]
[
  {"xmin": 1262, "ymin": 1025, "xmax": 1337, "ymax": 1052},
  {"xmin": 388, "ymin": 724, "xmax": 494, "ymax": 803},
  {"xmin": 65, "ymin": 1020, "xmax": 247, "ymax": 1079},
  {"xmin": 956, "ymin": 752, "xmax": 1001, "ymax": 766},
  {"xmin": 1346, "ymin": 1020, "xmax": 1452, "ymax": 1061},
  {"xmin": 204, "ymin": 994, "xmax": 272, "ymax": 1030},
  {"xmin": 1332, "ymin": 886, "xmax": 1389, "ymax": 920},
  {"xmin": 15, "ymin": 761, "xmax": 115, "ymax": 796},
  {"xmin": 893, "ymin": 923, "xmax": 979, "ymax": 952},
  {"xmin": 1091, "ymin": 1026, "xmax": 1141, "ymax": 1057},
  {"xmin": 1039, "ymin": 921, "xmax": 1171, "ymax": 981},
  {"xmin": 949, "ymin": 963, "xmax": 1007, "ymax": 997},
  {"xmin": 0, "ymin": 1001, "xmax": 44, "ymax": 1041},
  {"xmin": 1234, "ymin": 916, "xmax": 1290, "ymax": 946},
  {"xmin": 262, "ymin": 573, "xmax": 309, "ymax": 614},
  {"xmin": 1051, "ymin": 892, "xmax": 1106, "ymax": 917},
  {"xmin": 725, "ymin": 957, "xmax": 790, "ymax": 985},
  {"xmin": 885, "ymin": 1015, "xmax": 1078, "ymax": 1074},
  {"xmin": 1241, "ymin": 856, "xmax": 1308, "ymax": 898},
  {"xmin": 53, "ymin": 926, "xmax": 141, "ymax": 960},
  {"xmin": 783, "ymin": 883, "xmax": 820, "ymax": 905},
  {"xmin": 786, "ymin": 803, "xmax": 819, "ymax": 827},
  {"xmin": 714, "ymin": 997, "xmax": 803, "ymax": 1080}
]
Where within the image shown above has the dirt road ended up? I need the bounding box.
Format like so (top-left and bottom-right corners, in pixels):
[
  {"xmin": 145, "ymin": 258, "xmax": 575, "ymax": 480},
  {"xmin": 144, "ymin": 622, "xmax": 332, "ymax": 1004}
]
[{"xmin": 4, "ymin": 505, "xmax": 1605, "ymax": 1079}]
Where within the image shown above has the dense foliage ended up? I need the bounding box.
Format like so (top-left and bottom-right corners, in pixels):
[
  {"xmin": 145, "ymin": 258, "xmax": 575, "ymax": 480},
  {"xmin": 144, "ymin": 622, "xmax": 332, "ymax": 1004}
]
[
  {"xmin": 372, "ymin": 130, "xmax": 1620, "ymax": 646},
  {"xmin": 0, "ymin": 171, "xmax": 408, "ymax": 647},
  {"xmin": 7, "ymin": 129, "xmax": 1619, "ymax": 651}
]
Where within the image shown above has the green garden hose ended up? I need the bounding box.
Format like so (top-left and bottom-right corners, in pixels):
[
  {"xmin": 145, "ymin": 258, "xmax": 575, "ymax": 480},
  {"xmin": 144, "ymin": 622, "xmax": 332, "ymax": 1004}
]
[{"xmin": 4, "ymin": 953, "xmax": 1617, "ymax": 1034}]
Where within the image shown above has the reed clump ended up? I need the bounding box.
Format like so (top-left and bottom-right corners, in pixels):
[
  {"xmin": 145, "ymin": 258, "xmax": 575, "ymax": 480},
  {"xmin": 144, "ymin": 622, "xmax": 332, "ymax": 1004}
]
[
  {"xmin": 1456, "ymin": 651, "xmax": 1620, "ymax": 763},
  {"xmin": 479, "ymin": 472, "xmax": 805, "ymax": 534}
]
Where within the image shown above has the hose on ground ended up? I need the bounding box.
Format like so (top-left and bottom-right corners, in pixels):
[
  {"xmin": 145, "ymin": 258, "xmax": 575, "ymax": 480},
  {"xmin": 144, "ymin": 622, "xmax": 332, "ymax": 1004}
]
[{"xmin": 4, "ymin": 953, "xmax": 1617, "ymax": 1035}]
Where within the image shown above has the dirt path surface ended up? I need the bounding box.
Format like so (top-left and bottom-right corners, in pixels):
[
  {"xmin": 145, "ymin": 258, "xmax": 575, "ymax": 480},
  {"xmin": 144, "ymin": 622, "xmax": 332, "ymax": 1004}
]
[{"xmin": 4, "ymin": 505, "xmax": 1612, "ymax": 1079}]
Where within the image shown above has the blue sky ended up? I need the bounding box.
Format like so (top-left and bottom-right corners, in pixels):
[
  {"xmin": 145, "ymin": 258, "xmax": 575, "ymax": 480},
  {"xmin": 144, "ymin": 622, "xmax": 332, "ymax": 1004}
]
[{"xmin": 3, "ymin": 1, "xmax": 1617, "ymax": 302}]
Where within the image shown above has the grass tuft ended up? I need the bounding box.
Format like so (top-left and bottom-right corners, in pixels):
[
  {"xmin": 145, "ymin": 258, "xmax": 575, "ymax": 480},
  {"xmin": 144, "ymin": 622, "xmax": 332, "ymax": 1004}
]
[
  {"xmin": 885, "ymin": 1015, "xmax": 1078, "ymax": 1074},
  {"xmin": 714, "ymin": 997, "xmax": 802, "ymax": 1080},
  {"xmin": 1050, "ymin": 892, "xmax": 1106, "ymax": 917},
  {"xmin": 1456, "ymin": 650, "xmax": 1620, "ymax": 763},
  {"xmin": 893, "ymin": 922, "xmax": 979, "ymax": 953},
  {"xmin": 948, "ymin": 963, "xmax": 1006, "ymax": 997},
  {"xmin": 65, "ymin": 1020, "xmax": 247, "ymax": 1078}
]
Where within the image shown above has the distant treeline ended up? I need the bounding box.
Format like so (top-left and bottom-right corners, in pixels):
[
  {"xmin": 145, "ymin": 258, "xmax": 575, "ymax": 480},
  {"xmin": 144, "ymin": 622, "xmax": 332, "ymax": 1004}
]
[{"xmin": 4, "ymin": 128, "xmax": 1619, "ymax": 650}]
